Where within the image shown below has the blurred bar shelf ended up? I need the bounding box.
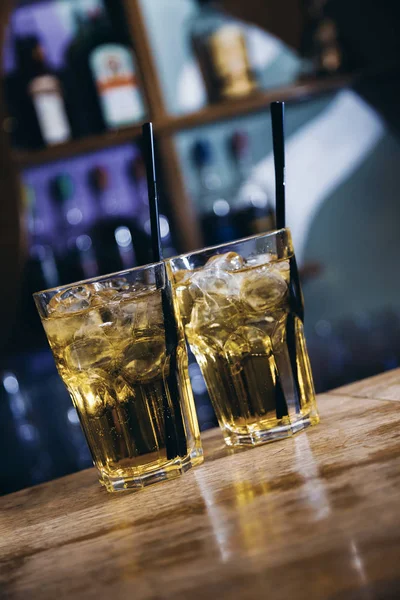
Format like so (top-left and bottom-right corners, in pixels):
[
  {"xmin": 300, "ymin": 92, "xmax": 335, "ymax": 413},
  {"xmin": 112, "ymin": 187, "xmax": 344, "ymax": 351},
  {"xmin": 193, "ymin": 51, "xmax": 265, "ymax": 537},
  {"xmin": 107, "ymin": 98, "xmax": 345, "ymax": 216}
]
[
  {"xmin": 13, "ymin": 75, "xmax": 352, "ymax": 167},
  {"xmin": 156, "ymin": 74, "xmax": 353, "ymax": 134},
  {"xmin": 13, "ymin": 125, "xmax": 143, "ymax": 168}
]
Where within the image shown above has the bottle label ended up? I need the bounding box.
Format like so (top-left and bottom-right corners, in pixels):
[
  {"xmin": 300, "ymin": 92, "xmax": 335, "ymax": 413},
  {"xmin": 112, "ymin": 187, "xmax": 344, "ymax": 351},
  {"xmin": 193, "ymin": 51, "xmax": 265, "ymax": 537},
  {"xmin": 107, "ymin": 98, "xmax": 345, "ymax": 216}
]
[
  {"xmin": 32, "ymin": 89, "xmax": 71, "ymax": 145},
  {"xmin": 90, "ymin": 44, "xmax": 145, "ymax": 128},
  {"xmin": 208, "ymin": 25, "xmax": 255, "ymax": 98}
]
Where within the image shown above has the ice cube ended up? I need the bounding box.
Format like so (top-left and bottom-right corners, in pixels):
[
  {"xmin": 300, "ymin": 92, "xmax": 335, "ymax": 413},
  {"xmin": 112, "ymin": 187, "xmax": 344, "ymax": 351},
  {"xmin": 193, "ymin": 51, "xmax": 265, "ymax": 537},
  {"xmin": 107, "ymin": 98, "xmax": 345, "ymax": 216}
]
[
  {"xmin": 96, "ymin": 288, "xmax": 162, "ymax": 340},
  {"xmin": 243, "ymin": 325, "xmax": 274, "ymax": 354},
  {"xmin": 104, "ymin": 276, "xmax": 130, "ymax": 289},
  {"xmin": 64, "ymin": 336, "xmax": 113, "ymax": 371},
  {"xmin": 121, "ymin": 332, "xmax": 166, "ymax": 383},
  {"xmin": 97, "ymin": 318, "xmax": 122, "ymax": 342},
  {"xmin": 273, "ymin": 259, "xmax": 290, "ymax": 283},
  {"xmin": 115, "ymin": 375, "xmax": 134, "ymax": 404},
  {"xmin": 188, "ymin": 298, "xmax": 212, "ymax": 332},
  {"xmin": 189, "ymin": 252, "xmax": 244, "ymax": 300},
  {"xmin": 246, "ymin": 253, "xmax": 275, "ymax": 267},
  {"xmin": 115, "ymin": 283, "xmax": 154, "ymax": 304},
  {"xmin": 173, "ymin": 270, "xmax": 193, "ymax": 287},
  {"xmin": 188, "ymin": 295, "xmax": 243, "ymax": 346},
  {"xmin": 189, "ymin": 268, "xmax": 240, "ymax": 302},
  {"xmin": 43, "ymin": 316, "xmax": 76, "ymax": 349},
  {"xmin": 98, "ymin": 292, "xmax": 138, "ymax": 338},
  {"xmin": 93, "ymin": 276, "xmax": 129, "ymax": 294},
  {"xmin": 241, "ymin": 268, "xmax": 287, "ymax": 313},
  {"xmin": 205, "ymin": 252, "xmax": 244, "ymax": 271},
  {"xmin": 73, "ymin": 305, "xmax": 108, "ymax": 340},
  {"xmin": 48, "ymin": 285, "xmax": 92, "ymax": 315},
  {"xmin": 69, "ymin": 370, "xmax": 116, "ymax": 418},
  {"xmin": 130, "ymin": 289, "xmax": 163, "ymax": 332},
  {"xmin": 93, "ymin": 278, "xmax": 151, "ymax": 303},
  {"xmin": 224, "ymin": 325, "xmax": 274, "ymax": 373}
]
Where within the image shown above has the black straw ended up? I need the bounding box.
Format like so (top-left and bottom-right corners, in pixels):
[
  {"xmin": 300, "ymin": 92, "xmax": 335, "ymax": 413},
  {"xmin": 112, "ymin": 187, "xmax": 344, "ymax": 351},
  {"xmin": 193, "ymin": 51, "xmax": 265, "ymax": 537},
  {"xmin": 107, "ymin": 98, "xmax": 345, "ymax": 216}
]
[
  {"xmin": 142, "ymin": 122, "xmax": 163, "ymax": 263},
  {"xmin": 270, "ymin": 102, "xmax": 304, "ymax": 415},
  {"xmin": 141, "ymin": 122, "xmax": 187, "ymax": 459},
  {"xmin": 271, "ymin": 101, "xmax": 286, "ymax": 230}
]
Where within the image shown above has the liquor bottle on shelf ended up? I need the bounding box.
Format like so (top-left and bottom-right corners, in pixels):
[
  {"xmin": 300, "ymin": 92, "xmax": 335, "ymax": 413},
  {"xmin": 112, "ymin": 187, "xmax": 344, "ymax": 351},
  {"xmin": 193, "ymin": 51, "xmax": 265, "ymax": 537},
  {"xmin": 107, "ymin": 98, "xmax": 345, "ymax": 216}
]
[
  {"xmin": 28, "ymin": 232, "xmax": 60, "ymax": 298},
  {"xmin": 88, "ymin": 164, "xmax": 151, "ymax": 274},
  {"xmin": 314, "ymin": 18, "xmax": 343, "ymax": 76},
  {"xmin": 65, "ymin": 8, "xmax": 145, "ymax": 136},
  {"xmin": 229, "ymin": 130, "xmax": 275, "ymax": 236},
  {"xmin": 12, "ymin": 184, "xmax": 60, "ymax": 352},
  {"xmin": 128, "ymin": 154, "xmax": 177, "ymax": 258},
  {"xmin": 14, "ymin": 35, "xmax": 71, "ymax": 147},
  {"xmin": 301, "ymin": 1, "xmax": 344, "ymax": 77},
  {"xmin": 192, "ymin": 139, "xmax": 238, "ymax": 246},
  {"xmin": 188, "ymin": 0, "xmax": 259, "ymax": 103},
  {"xmin": 49, "ymin": 173, "xmax": 98, "ymax": 284},
  {"xmin": 23, "ymin": 183, "xmax": 59, "ymax": 294},
  {"xmin": 3, "ymin": 62, "xmax": 37, "ymax": 150}
]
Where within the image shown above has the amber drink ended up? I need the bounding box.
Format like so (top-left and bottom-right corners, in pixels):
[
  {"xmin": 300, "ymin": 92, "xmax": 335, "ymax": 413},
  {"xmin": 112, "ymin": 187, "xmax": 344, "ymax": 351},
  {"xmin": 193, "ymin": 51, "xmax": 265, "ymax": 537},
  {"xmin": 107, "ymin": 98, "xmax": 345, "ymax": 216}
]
[
  {"xmin": 34, "ymin": 263, "xmax": 203, "ymax": 491},
  {"xmin": 168, "ymin": 229, "xmax": 319, "ymax": 448}
]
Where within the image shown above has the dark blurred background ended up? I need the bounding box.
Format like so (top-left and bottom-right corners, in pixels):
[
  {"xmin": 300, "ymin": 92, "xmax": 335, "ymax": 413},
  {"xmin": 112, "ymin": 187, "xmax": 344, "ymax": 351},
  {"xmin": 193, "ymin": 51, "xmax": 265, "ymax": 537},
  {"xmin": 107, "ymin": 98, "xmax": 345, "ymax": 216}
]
[{"xmin": 0, "ymin": 0, "xmax": 399, "ymax": 495}]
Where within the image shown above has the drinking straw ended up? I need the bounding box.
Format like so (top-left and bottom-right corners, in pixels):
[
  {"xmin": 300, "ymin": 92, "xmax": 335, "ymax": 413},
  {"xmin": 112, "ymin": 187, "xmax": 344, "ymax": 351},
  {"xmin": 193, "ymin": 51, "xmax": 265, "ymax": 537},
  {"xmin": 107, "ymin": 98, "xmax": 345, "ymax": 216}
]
[
  {"xmin": 142, "ymin": 123, "xmax": 163, "ymax": 262},
  {"xmin": 271, "ymin": 101, "xmax": 286, "ymax": 230},
  {"xmin": 142, "ymin": 123, "xmax": 187, "ymax": 458},
  {"xmin": 270, "ymin": 102, "xmax": 304, "ymax": 318},
  {"xmin": 270, "ymin": 103, "xmax": 303, "ymax": 413}
]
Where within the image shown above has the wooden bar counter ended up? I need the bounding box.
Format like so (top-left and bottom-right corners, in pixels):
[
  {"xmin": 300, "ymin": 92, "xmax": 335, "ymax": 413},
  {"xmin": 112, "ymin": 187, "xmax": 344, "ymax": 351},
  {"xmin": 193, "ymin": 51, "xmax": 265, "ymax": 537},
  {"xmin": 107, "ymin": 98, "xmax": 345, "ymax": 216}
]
[{"xmin": 1, "ymin": 369, "xmax": 400, "ymax": 599}]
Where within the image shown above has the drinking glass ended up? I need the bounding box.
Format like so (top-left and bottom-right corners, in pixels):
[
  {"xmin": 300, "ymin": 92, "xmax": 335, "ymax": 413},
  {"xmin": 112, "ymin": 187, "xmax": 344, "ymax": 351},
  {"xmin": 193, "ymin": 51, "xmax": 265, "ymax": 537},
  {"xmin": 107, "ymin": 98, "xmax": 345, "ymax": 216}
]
[
  {"xmin": 167, "ymin": 228, "xmax": 319, "ymax": 448},
  {"xmin": 34, "ymin": 263, "xmax": 203, "ymax": 491}
]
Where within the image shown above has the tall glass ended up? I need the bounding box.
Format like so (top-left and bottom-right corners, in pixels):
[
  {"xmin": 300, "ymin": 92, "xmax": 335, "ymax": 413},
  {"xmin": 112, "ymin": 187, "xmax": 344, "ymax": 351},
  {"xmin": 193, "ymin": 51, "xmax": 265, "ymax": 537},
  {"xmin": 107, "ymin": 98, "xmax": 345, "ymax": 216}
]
[
  {"xmin": 34, "ymin": 263, "xmax": 203, "ymax": 491},
  {"xmin": 167, "ymin": 229, "xmax": 319, "ymax": 448}
]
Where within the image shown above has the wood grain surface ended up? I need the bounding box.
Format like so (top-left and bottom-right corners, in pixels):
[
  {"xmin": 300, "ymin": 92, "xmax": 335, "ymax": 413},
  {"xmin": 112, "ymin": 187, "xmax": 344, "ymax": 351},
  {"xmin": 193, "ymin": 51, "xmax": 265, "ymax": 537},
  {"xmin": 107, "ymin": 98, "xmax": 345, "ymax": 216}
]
[{"xmin": 1, "ymin": 369, "xmax": 400, "ymax": 600}]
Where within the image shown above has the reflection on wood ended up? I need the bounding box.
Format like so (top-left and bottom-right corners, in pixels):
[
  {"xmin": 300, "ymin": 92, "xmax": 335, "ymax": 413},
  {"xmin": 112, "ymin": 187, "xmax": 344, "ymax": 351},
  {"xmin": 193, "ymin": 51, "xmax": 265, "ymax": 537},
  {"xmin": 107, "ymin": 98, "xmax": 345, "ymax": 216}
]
[
  {"xmin": 334, "ymin": 368, "xmax": 400, "ymax": 402},
  {"xmin": 1, "ymin": 369, "xmax": 400, "ymax": 599}
]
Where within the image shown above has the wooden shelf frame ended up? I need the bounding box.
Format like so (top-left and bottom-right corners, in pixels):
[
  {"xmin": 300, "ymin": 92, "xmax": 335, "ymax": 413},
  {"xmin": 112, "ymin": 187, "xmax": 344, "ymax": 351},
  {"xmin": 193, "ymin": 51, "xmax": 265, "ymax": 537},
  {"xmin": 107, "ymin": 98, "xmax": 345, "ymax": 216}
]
[
  {"xmin": 13, "ymin": 74, "xmax": 352, "ymax": 168},
  {"xmin": 121, "ymin": 0, "xmax": 203, "ymax": 251},
  {"xmin": 9, "ymin": 0, "xmax": 353, "ymax": 251},
  {"xmin": 13, "ymin": 126, "xmax": 142, "ymax": 168}
]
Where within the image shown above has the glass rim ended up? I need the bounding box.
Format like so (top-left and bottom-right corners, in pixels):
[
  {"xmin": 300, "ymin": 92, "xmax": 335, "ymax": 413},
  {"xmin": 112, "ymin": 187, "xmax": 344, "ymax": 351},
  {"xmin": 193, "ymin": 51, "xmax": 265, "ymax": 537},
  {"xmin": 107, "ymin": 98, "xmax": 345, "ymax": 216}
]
[
  {"xmin": 33, "ymin": 260, "xmax": 165, "ymax": 299},
  {"xmin": 167, "ymin": 227, "xmax": 290, "ymax": 265}
]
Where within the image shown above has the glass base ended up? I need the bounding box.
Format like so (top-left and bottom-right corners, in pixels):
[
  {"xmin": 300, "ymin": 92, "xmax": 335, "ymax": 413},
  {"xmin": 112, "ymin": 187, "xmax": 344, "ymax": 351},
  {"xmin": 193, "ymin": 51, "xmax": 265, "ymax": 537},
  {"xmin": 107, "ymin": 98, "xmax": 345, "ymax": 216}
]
[
  {"xmin": 99, "ymin": 454, "xmax": 193, "ymax": 493},
  {"xmin": 190, "ymin": 444, "xmax": 205, "ymax": 467},
  {"xmin": 223, "ymin": 411, "xmax": 320, "ymax": 448}
]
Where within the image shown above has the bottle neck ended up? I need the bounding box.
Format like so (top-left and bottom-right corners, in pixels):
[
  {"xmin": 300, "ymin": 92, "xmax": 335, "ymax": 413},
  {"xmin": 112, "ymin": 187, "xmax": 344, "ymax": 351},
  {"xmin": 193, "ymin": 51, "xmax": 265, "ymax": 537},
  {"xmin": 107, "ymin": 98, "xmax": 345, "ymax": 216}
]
[
  {"xmin": 29, "ymin": 45, "xmax": 51, "ymax": 79},
  {"xmin": 30, "ymin": 60, "xmax": 50, "ymax": 79},
  {"xmin": 72, "ymin": 11, "xmax": 88, "ymax": 38},
  {"xmin": 235, "ymin": 153, "xmax": 252, "ymax": 181},
  {"xmin": 230, "ymin": 132, "xmax": 252, "ymax": 182},
  {"xmin": 197, "ymin": 0, "xmax": 217, "ymax": 7}
]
